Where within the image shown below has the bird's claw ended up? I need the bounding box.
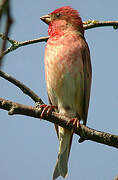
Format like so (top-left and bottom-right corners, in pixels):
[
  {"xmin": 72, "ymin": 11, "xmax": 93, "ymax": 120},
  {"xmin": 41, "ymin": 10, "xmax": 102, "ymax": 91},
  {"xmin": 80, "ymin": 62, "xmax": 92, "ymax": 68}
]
[
  {"xmin": 67, "ymin": 118, "xmax": 80, "ymax": 133},
  {"xmin": 39, "ymin": 104, "xmax": 57, "ymax": 118}
]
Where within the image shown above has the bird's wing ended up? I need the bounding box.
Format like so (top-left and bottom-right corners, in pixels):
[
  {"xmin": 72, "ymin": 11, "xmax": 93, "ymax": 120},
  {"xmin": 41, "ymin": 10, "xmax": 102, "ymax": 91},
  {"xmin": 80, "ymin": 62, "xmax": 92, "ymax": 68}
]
[{"xmin": 82, "ymin": 39, "xmax": 92, "ymax": 125}]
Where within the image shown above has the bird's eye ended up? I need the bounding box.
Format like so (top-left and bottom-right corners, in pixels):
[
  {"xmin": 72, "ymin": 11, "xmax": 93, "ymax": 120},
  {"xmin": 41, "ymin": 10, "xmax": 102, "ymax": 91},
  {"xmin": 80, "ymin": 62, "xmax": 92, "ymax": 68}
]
[{"xmin": 56, "ymin": 13, "xmax": 61, "ymax": 18}]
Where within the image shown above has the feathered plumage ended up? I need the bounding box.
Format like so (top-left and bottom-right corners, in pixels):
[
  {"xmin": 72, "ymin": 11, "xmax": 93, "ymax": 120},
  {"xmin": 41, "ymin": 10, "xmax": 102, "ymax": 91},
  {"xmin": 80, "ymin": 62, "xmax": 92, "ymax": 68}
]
[{"xmin": 40, "ymin": 6, "xmax": 92, "ymax": 179}]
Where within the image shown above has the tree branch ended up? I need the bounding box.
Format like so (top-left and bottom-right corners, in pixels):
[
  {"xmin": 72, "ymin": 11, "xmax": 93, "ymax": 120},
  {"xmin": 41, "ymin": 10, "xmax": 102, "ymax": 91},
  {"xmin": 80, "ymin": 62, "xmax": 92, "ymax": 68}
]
[
  {"xmin": 0, "ymin": 20, "xmax": 118, "ymax": 56},
  {"xmin": 0, "ymin": 70, "xmax": 44, "ymax": 104},
  {"xmin": 1, "ymin": 70, "xmax": 118, "ymax": 148},
  {"xmin": 0, "ymin": 97, "xmax": 118, "ymax": 149},
  {"xmin": 0, "ymin": 33, "xmax": 49, "ymax": 55},
  {"xmin": 83, "ymin": 20, "xmax": 118, "ymax": 30},
  {"xmin": 0, "ymin": 0, "xmax": 13, "ymax": 67}
]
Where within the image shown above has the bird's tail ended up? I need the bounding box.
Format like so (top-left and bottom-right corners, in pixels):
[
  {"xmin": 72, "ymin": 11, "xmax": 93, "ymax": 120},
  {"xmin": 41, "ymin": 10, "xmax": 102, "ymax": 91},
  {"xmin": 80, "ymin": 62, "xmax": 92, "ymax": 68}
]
[{"xmin": 53, "ymin": 126, "xmax": 73, "ymax": 180}]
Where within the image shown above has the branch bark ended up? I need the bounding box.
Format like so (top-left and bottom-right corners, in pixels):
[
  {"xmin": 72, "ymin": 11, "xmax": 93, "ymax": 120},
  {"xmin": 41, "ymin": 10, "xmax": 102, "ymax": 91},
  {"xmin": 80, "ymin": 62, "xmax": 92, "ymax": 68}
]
[{"xmin": 0, "ymin": 97, "xmax": 118, "ymax": 149}]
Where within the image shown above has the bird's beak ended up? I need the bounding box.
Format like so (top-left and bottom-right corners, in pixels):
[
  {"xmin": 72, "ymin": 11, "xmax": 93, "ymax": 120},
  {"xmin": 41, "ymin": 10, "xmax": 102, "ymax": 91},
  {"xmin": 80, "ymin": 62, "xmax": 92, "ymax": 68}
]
[{"xmin": 40, "ymin": 14, "xmax": 51, "ymax": 24}]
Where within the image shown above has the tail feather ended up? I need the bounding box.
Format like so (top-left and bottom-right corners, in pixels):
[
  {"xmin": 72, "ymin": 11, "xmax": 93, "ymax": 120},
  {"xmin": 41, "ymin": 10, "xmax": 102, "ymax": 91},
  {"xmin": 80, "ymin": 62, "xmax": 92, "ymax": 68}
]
[{"xmin": 53, "ymin": 127, "xmax": 73, "ymax": 180}]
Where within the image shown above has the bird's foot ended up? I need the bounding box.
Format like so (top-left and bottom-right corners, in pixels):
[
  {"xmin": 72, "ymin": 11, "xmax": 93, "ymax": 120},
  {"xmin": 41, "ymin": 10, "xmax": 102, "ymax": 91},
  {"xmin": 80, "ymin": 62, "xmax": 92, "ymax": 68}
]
[
  {"xmin": 39, "ymin": 104, "xmax": 57, "ymax": 118},
  {"xmin": 67, "ymin": 118, "xmax": 80, "ymax": 133},
  {"xmin": 67, "ymin": 117, "xmax": 80, "ymax": 128}
]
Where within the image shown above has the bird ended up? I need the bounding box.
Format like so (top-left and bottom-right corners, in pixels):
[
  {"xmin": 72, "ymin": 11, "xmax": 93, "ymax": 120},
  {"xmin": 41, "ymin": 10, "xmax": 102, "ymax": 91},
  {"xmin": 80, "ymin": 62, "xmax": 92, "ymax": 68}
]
[{"xmin": 40, "ymin": 6, "xmax": 92, "ymax": 180}]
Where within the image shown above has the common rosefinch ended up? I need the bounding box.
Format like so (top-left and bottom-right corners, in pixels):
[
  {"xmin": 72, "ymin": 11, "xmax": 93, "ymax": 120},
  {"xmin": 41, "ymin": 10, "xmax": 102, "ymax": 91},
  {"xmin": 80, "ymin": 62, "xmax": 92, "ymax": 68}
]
[{"xmin": 40, "ymin": 6, "xmax": 92, "ymax": 179}]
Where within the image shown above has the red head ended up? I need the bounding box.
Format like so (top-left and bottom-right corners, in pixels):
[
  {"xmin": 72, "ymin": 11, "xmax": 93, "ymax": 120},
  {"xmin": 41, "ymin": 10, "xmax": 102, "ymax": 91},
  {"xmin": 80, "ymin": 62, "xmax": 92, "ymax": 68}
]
[{"xmin": 40, "ymin": 6, "xmax": 84, "ymax": 36}]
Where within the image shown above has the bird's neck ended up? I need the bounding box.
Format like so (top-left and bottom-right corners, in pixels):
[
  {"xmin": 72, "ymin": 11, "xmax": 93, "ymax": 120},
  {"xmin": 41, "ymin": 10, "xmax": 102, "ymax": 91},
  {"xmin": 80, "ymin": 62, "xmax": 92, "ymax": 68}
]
[
  {"xmin": 48, "ymin": 28, "xmax": 84, "ymax": 42},
  {"xmin": 47, "ymin": 29, "xmax": 85, "ymax": 48},
  {"xmin": 48, "ymin": 20, "xmax": 84, "ymax": 39}
]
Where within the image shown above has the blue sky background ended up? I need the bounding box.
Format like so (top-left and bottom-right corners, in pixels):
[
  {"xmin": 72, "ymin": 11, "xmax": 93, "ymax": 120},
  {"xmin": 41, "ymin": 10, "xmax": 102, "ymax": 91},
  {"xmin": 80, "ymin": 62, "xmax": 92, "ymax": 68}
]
[{"xmin": 0, "ymin": 0, "xmax": 118, "ymax": 180}]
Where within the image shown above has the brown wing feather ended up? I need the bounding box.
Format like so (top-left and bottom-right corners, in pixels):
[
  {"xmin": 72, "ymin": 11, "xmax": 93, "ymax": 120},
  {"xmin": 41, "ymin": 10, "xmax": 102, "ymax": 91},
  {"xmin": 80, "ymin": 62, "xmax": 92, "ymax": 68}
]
[{"xmin": 82, "ymin": 38, "xmax": 92, "ymax": 125}]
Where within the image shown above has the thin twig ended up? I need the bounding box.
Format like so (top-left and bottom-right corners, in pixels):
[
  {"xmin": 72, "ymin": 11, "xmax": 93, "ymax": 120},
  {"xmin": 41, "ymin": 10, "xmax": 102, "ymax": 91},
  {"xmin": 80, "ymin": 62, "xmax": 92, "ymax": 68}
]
[
  {"xmin": 83, "ymin": 20, "xmax": 118, "ymax": 30},
  {"xmin": 0, "ymin": 70, "xmax": 44, "ymax": 104},
  {"xmin": 0, "ymin": 97, "xmax": 118, "ymax": 149},
  {"xmin": 0, "ymin": 20, "xmax": 118, "ymax": 56},
  {"xmin": 0, "ymin": 33, "xmax": 49, "ymax": 55}
]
